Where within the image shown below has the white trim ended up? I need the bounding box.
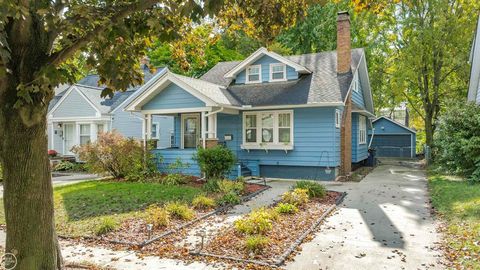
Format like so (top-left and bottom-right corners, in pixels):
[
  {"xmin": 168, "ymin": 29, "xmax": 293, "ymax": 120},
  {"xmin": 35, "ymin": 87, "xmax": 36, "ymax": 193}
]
[
  {"xmin": 269, "ymin": 63, "xmax": 287, "ymax": 82},
  {"xmin": 125, "ymin": 71, "xmax": 218, "ymax": 111},
  {"xmin": 245, "ymin": 64, "xmax": 262, "ymax": 84},
  {"xmin": 343, "ymin": 50, "xmax": 375, "ymax": 114},
  {"xmin": 224, "ymin": 47, "xmax": 310, "ymax": 79},
  {"xmin": 139, "ymin": 107, "xmax": 211, "ymax": 115},
  {"xmin": 223, "ymin": 102, "xmax": 344, "ymax": 111},
  {"xmin": 352, "ymin": 73, "xmax": 359, "ymax": 92},
  {"xmin": 352, "ymin": 109, "xmax": 376, "ymax": 118},
  {"xmin": 335, "ymin": 109, "xmax": 341, "ymax": 128},
  {"xmin": 180, "ymin": 113, "xmax": 201, "ymax": 149},
  {"xmin": 372, "ymin": 116, "xmax": 417, "ymax": 134},
  {"xmin": 241, "ymin": 110, "xmax": 294, "ymax": 150},
  {"xmin": 151, "ymin": 122, "xmax": 160, "ymax": 139},
  {"xmin": 48, "ymin": 116, "xmax": 111, "ymax": 122},
  {"xmin": 359, "ymin": 115, "xmax": 367, "ymax": 145},
  {"xmin": 48, "ymin": 86, "xmax": 102, "ymax": 117}
]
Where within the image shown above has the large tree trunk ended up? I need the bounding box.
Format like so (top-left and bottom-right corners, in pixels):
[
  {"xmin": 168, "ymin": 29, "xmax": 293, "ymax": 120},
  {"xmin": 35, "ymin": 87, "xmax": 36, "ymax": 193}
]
[
  {"xmin": 0, "ymin": 80, "xmax": 61, "ymax": 269},
  {"xmin": 424, "ymin": 110, "xmax": 434, "ymax": 148}
]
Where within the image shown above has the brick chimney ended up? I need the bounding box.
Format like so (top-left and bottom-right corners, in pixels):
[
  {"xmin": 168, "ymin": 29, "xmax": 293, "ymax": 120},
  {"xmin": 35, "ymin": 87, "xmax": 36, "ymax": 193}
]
[{"xmin": 337, "ymin": 11, "xmax": 351, "ymax": 74}]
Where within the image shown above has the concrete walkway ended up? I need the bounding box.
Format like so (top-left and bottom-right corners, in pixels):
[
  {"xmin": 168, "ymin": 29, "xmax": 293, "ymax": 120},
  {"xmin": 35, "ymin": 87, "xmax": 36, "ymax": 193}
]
[{"xmin": 286, "ymin": 164, "xmax": 443, "ymax": 270}]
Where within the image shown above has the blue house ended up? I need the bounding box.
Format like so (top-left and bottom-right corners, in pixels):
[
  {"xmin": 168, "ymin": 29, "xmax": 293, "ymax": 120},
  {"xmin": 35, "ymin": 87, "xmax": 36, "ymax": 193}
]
[
  {"xmin": 468, "ymin": 15, "xmax": 480, "ymax": 104},
  {"xmin": 47, "ymin": 66, "xmax": 173, "ymax": 156},
  {"xmin": 369, "ymin": 116, "xmax": 416, "ymax": 158},
  {"xmin": 125, "ymin": 12, "xmax": 375, "ymax": 180}
]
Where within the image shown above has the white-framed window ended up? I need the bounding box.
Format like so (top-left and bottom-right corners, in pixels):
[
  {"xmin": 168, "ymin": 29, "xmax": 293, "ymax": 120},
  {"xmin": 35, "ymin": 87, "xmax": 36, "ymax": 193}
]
[
  {"xmin": 79, "ymin": 124, "xmax": 91, "ymax": 145},
  {"xmin": 242, "ymin": 110, "xmax": 294, "ymax": 149},
  {"xmin": 151, "ymin": 122, "xmax": 159, "ymax": 139},
  {"xmin": 246, "ymin": 65, "xmax": 261, "ymax": 83},
  {"xmin": 353, "ymin": 74, "xmax": 359, "ymax": 92},
  {"xmin": 335, "ymin": 109, "xmax": 341, "ymax": 128},
  {"xmin": 359, "ymin": 115, "xmax": 367, "ymax": 144},
  {"xmin": 270, "ymin": 63, "xmax": 286, "ymax": 82}
]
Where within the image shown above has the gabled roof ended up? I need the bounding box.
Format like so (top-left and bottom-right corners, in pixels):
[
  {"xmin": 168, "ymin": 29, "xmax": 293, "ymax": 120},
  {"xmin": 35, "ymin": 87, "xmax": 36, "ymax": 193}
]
[
  {"xmin": 373, "ymin": 116, "xmax": 417, "ymax": 134},
  {"xmin": 223, "ymin": 47, "xmax": 311, "ymax": 79},
  {"xmin": 468, "ymin": 15, "xmax": 480, "ymax": 102},
  {"xmin": 201, "ymin": 48, "xmax": 373, "ymax": 111}
]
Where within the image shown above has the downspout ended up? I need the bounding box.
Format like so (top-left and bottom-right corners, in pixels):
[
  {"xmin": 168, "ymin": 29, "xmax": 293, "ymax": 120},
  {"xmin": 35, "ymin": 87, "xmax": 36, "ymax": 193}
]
[
  {"xmin": 368, "ymin": 118, "xmax": 375, "ymax": 148},
  {"xmin": 205, "ymin": 107, "xmax": 224, "ymax": 117}
]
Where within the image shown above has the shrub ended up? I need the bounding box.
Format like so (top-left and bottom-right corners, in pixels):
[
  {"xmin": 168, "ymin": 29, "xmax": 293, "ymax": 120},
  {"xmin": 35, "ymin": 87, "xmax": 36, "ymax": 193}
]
[
  {"xmin": 234, "ymin": 208, "xmax": 277, "ymax": 235},
  {"xmin": 218, "ymin": 179, "xmax": 245, "ymax": 195},
  {"xmin": 145, "ymin": 205, "xmax": 170, "ymax": 228},
  {"xmin": 192, "ymin": 195, "xmax": 216, "ymax": 210},
  {"xmin": 281, "ymin": 188, "xmax": 309, "ymax": 206},
  {"xmin": 161, "ymin": 173, "xmax": 188, "ymax": 185},
  {"xmin": 435, "ymin": 102, "xmax": 480, "ymax": 184},
  {"xmin": 203, "ymin": 178, "xmax": 220, "ymax": 193},
  {"xmin": 294, "ymin": 180, "xmax": 327, "ymax": 198},
  {"xmin": 275, "ymin": 203, "xmax": 298, "ymax": 214},
  {"xmin": 165, "ymin": 202, "xmax": 195, "ymax": 220},
  {"xmin": 48, "ymin": 149, "xmax": 58, "ymax": 157},
  {"xmin": 72, "ymin": 131, "xmax": 157, "ymax": 179},
  {"xmin": 95, "ymin": 217, "xmax": 118, "ymax": 235},
  {"xmin": 193, "ymin": 146, "xmax": 236, "ymax": 179},
  {"xmin": 245, "ymin": 235, "xmax": 270, "ymax": 254},
  {"xmin": 217, "ymin": 191, "xmax": 241, "ymax": 206}
]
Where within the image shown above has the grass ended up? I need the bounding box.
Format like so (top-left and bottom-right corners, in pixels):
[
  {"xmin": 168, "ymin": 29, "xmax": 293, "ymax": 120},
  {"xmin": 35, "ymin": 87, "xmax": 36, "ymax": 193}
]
[
  {"xmin": 0, "ymin": 180, "xmax": 203, "ymax": 236},
  {"xmin": 429, "ymin": 175, "xmax": 480, "ymax": 269}
]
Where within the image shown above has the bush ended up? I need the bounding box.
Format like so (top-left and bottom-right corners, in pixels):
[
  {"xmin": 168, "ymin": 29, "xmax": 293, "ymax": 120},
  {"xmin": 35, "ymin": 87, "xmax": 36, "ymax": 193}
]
[
  {"xmin": 53, "ymin": 161, "xmax": 86, "ymax": 172},
  {"xmin": 275, "ymin": 203, "xmax": 298, "ymax": 214},
  {"xmin": 245, "ymin": 235, "xmax": 269, "ymax": 254},
  {"xmin": 435, "ymin": 102, "xmax": 480, "ymax": 184},
  {"xmin": 72, "ymin": 131, "xmax": 157, "ymax": 179},
  {"xmin": 193, "ymin": 146, "xmax": 236, "ymax": 179},
  {"xmin": 161, "ymin": 173, "xmax": 188, "ymax": 185},
  {"xmin": 203, "ymin": 179, "xmax": 220, "ymax": 193},
  {"xmin": 192, "ymin": 195, "xmax": 216, "ymax": 210},
  {"xmin": 217, "ymin": 191, "xmax": 241, "ymax": 206},
  {"xmin": 234, "ymin": 208, "xmax": 277, "ymax": 235},
  {"xmin": 218, "ymin": 179, "xmax": 245, "ymax": 195},
  {"xmin": 95, "ymin": 217, "xmax": 118, "ymax": 235},
  {"xmin": 294, "ymin": 180, "xmax": 327, "ymax": 198},
  {"xmin": 145, "ymin": 205, "xmax": 170, "ymax": 228},
  {"xmin": 281, "ymin": 188, "xmax": 309, "ymax": 206},
  {"xmin": 165, "ymin": 202, "xmax": 195, "ymax": 220}
]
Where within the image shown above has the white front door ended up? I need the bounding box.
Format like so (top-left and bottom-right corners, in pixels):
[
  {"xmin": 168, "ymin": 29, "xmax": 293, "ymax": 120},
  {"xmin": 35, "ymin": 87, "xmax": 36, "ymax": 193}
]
[{"xmin": 64, "ymin": 123, "xmax": 75, "ymax": 155}]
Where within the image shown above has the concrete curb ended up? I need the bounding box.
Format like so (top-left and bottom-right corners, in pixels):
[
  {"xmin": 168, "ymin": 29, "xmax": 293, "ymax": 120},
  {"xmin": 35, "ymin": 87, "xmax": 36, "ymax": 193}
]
[{"xmin": 191, "ymin": 191, "xmax": 348, "ymax": 268}]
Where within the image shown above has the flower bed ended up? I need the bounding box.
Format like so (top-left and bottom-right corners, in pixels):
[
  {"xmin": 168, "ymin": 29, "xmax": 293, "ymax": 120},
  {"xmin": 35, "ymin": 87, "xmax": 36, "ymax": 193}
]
[{"xmin": 197, "ymin": 190, "xmax": 344, "ymax": 266}]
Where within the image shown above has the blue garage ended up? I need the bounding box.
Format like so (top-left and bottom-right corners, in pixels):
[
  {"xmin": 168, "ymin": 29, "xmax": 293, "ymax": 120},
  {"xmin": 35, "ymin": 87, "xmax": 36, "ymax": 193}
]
[{"xmin": 369, "ymin": 116, "xmax": 416, "ymax": 158}]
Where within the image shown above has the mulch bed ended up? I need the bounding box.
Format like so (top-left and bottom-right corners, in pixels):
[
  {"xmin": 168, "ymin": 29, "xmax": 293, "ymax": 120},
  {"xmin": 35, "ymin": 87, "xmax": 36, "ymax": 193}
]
[{"xmin": 199, "ymin": 191, "xmax": 343, "ymax": 265}]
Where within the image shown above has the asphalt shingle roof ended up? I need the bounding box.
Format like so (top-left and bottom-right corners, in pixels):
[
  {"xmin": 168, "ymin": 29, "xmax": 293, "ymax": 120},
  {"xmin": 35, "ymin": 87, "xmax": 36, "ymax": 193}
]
[{"xmin": 200, "ymin": 48, "xmax": 364, "ymax": 106}]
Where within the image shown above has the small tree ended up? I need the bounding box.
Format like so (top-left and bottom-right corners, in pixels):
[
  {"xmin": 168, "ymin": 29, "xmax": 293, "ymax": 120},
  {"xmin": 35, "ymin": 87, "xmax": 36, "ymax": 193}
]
[
  {"xmin": 434, "ymin": 102, "xmax": 480, "ymax": 183},
  {"xmin": 73, "ymin": 131, "xmax": 156, "ymax": 179},
  {"xmin": 194, "ymin": 146, "xmax": 236, "ymax": 179}
]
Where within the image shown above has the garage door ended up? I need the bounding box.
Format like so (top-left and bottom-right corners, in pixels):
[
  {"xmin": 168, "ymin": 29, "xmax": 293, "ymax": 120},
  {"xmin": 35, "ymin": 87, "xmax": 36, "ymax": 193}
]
[{"xmin": 371, "ymin": 134, "xmax": 412, "ymax": 158}]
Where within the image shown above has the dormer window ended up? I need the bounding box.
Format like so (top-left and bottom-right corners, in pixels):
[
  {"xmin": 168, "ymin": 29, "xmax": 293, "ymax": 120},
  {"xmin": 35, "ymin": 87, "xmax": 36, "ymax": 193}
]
[
  {"xmin": 270, "ymin": 63, "xmax": 286, "ymax": 82},
  {"xmin": 246, "ymin": 65, "xmax": 261, "ymax": 83}
]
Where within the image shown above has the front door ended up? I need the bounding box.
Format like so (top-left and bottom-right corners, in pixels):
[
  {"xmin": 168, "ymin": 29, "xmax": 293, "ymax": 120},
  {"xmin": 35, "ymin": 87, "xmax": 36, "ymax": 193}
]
[
  {"xmin": 64, "ymin": 123, "xmax": 75, "ymax": 155},
  {"xmin": 182, "ymin": 114, "xmax": 200, "ymax": 148}
]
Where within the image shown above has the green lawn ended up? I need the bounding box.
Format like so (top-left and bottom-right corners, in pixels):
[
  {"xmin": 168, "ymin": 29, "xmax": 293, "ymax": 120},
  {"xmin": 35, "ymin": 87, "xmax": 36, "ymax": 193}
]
[
  {"xmin": 429, "ymin": 175, "xmax": 480, "ymax": 269},
  {"xmin": 0, "ymin": 180, "xmax": 203, "ymax": 237}
]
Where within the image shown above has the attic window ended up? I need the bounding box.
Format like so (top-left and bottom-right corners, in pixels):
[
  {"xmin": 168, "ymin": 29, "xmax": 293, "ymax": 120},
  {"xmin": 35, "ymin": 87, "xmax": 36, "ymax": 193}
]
[
  {"xmin": 246, "ymin": 65, "xmax": 261, "ymax": 83},
  {"xmin": 353, "ymin": 74, "xmax": 359, "ymax": 92},
  {"xmin": 270, "ymin": 63, "xmax": 286, "ymax": 82}
]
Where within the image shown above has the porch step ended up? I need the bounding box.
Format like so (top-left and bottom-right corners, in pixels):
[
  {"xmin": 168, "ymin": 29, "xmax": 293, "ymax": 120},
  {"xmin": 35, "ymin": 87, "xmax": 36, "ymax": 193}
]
[{"xmin": 240, "ymin": 164, "xmax": 252, "ymax": 177}]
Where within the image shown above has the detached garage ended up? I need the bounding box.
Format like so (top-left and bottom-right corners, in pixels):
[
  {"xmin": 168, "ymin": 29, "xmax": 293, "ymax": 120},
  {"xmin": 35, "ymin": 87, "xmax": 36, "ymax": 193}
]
[{"xmin": 369, "ymin": 116, "xmax": 416, "ymax": 158}]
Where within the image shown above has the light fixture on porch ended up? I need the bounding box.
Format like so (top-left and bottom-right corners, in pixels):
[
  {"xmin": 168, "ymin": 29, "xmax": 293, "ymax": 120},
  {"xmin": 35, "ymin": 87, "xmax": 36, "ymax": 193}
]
[{"xmin": 56, "ymin": 123, "xmax": 62, "ymax": 129}]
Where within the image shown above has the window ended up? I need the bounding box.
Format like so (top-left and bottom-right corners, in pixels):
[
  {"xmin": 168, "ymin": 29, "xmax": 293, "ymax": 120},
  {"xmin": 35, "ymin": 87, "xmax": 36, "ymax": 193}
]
[
  {"xmin": 242, "ymin": 110, "xmax": 294, "ymax": 149},
  {"xmin": 270, "ymin": 63, "xmax": 286, "ymax": 81},
  {"xmin": 246, "ymin": 65, "xmax": 261, "ymax": 83},
  {"xmin": 79, "ymin": 124, "xmax": 91, "ymax": 145},
  {"xmin": 359, "ymin": 116, "xmax": 367, "ymax": 144},
  {"xmin": 335, "ymin": 110, "xmax": 341, "ymax": 128},
  {"xmin": 151, "ymin": 123, "xmax": 159, "ymax": 139},
  {"xmin": 353, "ymin": 74, "xmax": 359, "ymax": 92}
]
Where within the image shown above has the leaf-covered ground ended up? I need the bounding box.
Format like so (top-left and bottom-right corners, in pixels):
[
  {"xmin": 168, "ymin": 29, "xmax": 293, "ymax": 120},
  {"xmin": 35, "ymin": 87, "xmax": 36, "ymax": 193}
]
[
  {"xmin": 429, "ymin": 175, "xmax": 480, "ymax": 269},
  {"xmin": 0, "ymin": 180, "xmax": 203, "ymax": 237}
]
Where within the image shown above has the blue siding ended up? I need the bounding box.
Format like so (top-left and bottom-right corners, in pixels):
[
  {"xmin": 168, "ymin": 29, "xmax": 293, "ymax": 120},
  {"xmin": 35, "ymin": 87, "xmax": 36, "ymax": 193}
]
[
  {"xmin": 142, "ymin": 83, "xmax": 205, "ymax": 110},
  {"xmin": 153, "ymin": 149, "xmax": 200, "ymax": 176},
  {"xmin": 352, "ymin": 75, "xmax": 366, "ymax": 109},
  {"xmin": 351, "ymin": 113, "xmax": 369, "ymax": 163},
  {"xmin": 52, "ymin": 88, "xmax": 97, "ymax": 117},
  {"xmin": 371, "ymin": 118, "xmax": 414, "ymax": 135},
  {"xmin": 369, "ymin": 118, "xmax": 416, "ymax": 158},
  {"xmin": 235, "ymin": 55, "xmax": 298, "ymax": 84}
]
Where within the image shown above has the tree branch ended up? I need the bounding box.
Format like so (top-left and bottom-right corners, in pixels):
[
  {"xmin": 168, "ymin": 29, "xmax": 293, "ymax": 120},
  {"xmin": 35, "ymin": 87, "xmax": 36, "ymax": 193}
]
[
  {"xmin": 402, "ymin": 91, "xmax": 425, "ymax": 121},
  {"xmin": 46, "ymin": 0, "xmax": 159, "ymax": 67}
]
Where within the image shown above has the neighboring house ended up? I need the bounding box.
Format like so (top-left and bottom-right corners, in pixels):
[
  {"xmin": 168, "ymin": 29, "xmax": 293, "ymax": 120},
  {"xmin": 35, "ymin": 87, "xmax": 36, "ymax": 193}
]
[
  {"xmin": 378, "ymin": 102, "xmax": 410, "ymax": 127},
  {"xmin": 468, "ymin": 15, "xmax": 480, "ymax": 103},
  {"xmin": 125, "ymin": 11, "xmax": 375, "ymax": 181},
  {"xmin": 369, "ymin": 116, "xmax": 416, "ymax": 158},
  {"xmin": 47, "ymin": 66, "xmax": 174, "ymax": 156}
]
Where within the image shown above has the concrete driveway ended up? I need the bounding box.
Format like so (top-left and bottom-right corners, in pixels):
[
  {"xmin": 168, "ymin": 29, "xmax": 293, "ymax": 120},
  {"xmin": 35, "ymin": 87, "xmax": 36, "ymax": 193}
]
[{"xmin": 286, "ymin": 163, "xmax": 443, "ymax": 270}]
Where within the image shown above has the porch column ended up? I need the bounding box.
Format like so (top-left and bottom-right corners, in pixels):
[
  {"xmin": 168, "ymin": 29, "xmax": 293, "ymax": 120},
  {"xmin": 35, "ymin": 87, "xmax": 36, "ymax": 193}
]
[
  {"xmin": 146, "ymin": 114, "xmax": 152, "ymax": 140},
  {"xmin": 90, "ymin": 123, "xmax": 98, "ymax": 142},
  {"xmin": 142, "ymin": 114, "xmax": 147, "ymax": 149},
  {"xmin": 201, "ymin": 111, "xmax": 206, "ymax": 148},
  {"xmin": 207, "ymin": 114, "xmax": 217, "ymax": 139}
]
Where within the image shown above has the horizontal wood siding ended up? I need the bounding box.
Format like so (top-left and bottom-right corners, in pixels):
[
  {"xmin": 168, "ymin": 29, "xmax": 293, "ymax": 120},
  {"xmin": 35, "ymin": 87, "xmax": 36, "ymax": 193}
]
[
  {"xmin": 351, "ymin": 113, "xmax": 368, "ymax": 163},
  {"xmin": 369, "ymin": 118, "xmax": 416, "ymax": 158},
  {"xmin": 153, "ymin": 149, "xmax": 200, "ymax": 176},
  {"xmin": 142, "ymin": 83, "xmax": 205, "ymax": 110},
  {"xmin": 352, "ymin": 75, "xmax": 366, "ymax": 109},
  {"xmin": 112, "ymin": 110, "xmax": 142, "ymax": 138},
  {"xmin": 235, "ymin": 55, "xmax": 298, "ymax": 84},
  {"xmin": 372, "ymin": 118, "xmax": 415, "ymax": 134},
  {"xmin": 52, "ymin": 89, "xmax": 97, "ymax": 118}
]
